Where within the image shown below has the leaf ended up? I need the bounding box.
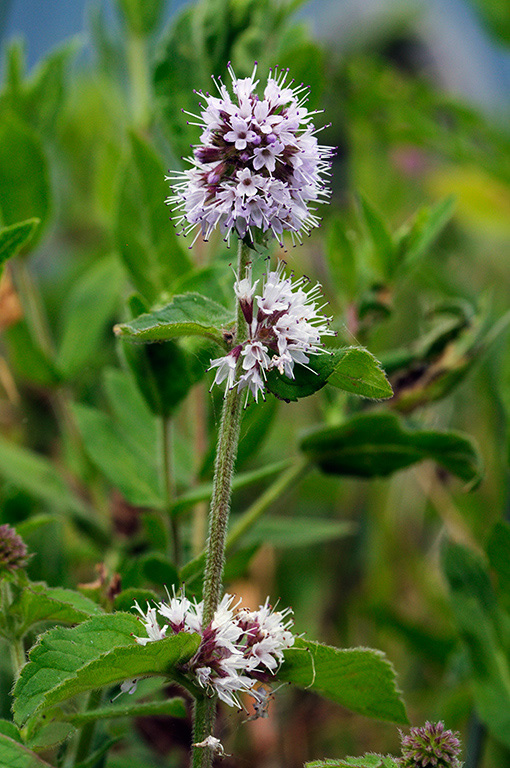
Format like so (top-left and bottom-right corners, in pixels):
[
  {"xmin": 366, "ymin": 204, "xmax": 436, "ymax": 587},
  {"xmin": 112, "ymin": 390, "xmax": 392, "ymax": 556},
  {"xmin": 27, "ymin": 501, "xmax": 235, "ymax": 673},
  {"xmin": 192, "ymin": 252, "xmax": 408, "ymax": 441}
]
[
  {"xmin": 487, "ymin": 521, "xmax": 510, "ymax": 608},
  {"xmin": 10, "ymin": 583, "xmax": 103, "ymax": 637},
  {"xmin": 300, "ymin": 412, "xmax": 483, "ymax": 485},
  {"xmin": 242, "ymin": 517, "xmax": 355, "ymax": 548},
  {"xmin": 56, "ymin": 256, "xmax": 124, "ymax": 379},
  {"xmin": 13, "ymin": 613, "xmax": 201, "ymax": 731},
  {"xmin": 0, "ymin": 218, "xmax": 39, "ymax": 272},
  {"xmin": 0, "ymin": 436, "xmax": 89, "ymax": 517},
  {"xmin": 114, "ymin": 293, "xmax": 234, "ymax": 347},
  {"xmin": 442, "ymin": 540, "xmax": 510, "ymax": 748},
  {"xmin": 115, "ymin": 133, "xmax": 190, "ymax": 302},
  {"xmin": 72, "ymin": 404, "xmax": 164, "ymax": 508},
  {"xmin": 278, "ymin": 639, "xmax": 408, "ymax": 724},
  {"xmin": 3, "ymin": 320, "xmax": 58, "ymax": 387},
  {"xmin": 142, "ymin": 554, "xmax": 179, "ymax": 590},
  {"xmin": 395, "ymin": 196, "xmax": 455, "ymax": 271},
  {"xmin": 326, "ymin": 216, "xmax": 358, "ymax": 300},
  {"xmin": 117, "ymin": 0, "xmax": 165, "ymax": 35},
  {"xmin": 103, "ymin": 367, "xmax": 158, "ymax": 465},
  {"xmin": 306, "ymin": 758, "xmax": 399, "ymax": 768},
  {"xmin": 0, "ymin": 720, "xmax": 21, "ymax": 742},
  {"xmin": 0, "ymin": 114, "xmax": 51, "ymax": 238},
  {"xmin": 0, "ymin": 734, "xmax": 54, "ymax": 768},
  {"xmin": 1, "ymin": 38, "xmax": 79, "ymax": 135},
  {"xmin": 63, "ymin": 696, "xmax": 187, "ymax": 725},
  {"xmin": 172, "ymin": 460, "xmax": 291, "ymax": 517},
  {"xmin": 328, "ymin": 348, "xmax": 393, "ymax": 399},
  {"xmin": 113, "ymin": 588, "xmax": 159, "ymax": 613},
  {"xmin": 265, "ymin": 348, "xmax": 391, "ymax": 403},
  {"xmin": 358, "ymin": 195, "xmax": 394, "ymax": 280},
  {"xmin": 265, "ymin": 351, "xmax": 334, "ymax": 401}
]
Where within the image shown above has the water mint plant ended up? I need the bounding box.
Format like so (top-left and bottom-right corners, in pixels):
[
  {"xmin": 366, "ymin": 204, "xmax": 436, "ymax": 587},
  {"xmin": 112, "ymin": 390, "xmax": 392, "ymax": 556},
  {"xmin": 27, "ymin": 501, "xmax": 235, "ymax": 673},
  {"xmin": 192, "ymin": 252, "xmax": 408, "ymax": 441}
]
[{"xmin": 0, "ymin": 2, "xmax": 508, "ymax": 768}]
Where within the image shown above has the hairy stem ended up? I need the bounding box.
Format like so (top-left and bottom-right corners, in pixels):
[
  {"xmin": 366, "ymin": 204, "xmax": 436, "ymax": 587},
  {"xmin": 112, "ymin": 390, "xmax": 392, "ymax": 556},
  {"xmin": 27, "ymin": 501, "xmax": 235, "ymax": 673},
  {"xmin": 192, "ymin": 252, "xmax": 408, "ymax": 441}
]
[{"xmin": 190, "ymin": 239, "xmax": 250, "ymax": 767}]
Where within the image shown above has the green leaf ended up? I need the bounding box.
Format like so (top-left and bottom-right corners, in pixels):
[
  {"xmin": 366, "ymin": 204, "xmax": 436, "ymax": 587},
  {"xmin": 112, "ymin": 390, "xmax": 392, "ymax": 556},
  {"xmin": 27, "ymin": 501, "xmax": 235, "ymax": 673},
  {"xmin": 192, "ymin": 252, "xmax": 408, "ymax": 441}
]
[
  {"xmin": 141, "ymin": 554, "xmax": 179, "ymax": 590},
  {"xmin": 13, "ymin": 613, "xmax": 201, "ymax": 731},
  {"xmin": 278, "ymin": 638, "xmax": 407, "ymax": 724},
  {"xmin": 10, "ymin": 583, "xmax": 103, "ymax": 637},
  {"xmin": 1, "ymin": 38, "xmax": 79, "ymax": 135},
  {"xmin": 117, "ymin": 0, "xmax": 165, "ymax": 35},
  {"xmin": 359, "ymin": 195, "xmax": 394, "ymax": 280},
  {"xmin": 0, "ymin": 720, "xmax": 21, "ymax": 742},
  {"xmin": 487, "ymin": 521, "xmax": 510, "ymax": 609},
  {"xmin": 306, "ymin": 758, "xmax": 399, "ymax": 768},
  {"xmin": 3, "ymin": 320, "xmax": 58, "ymax": 387},
  {"xmin": 113, "ymin": 588, "xmax": 159, "ymax": 613},
  {"xmin": 300, "ymin": 412, "xmax": 482, "ymax": 485},
  {"xmin": 0, "ymin": 114, "xmax": 51, "ymax": 237},
  {"xmin": 265, "ymin": 348, "xmax": 391, "ymax": 402},
  {"xmin": 0, "ymin": 218, "xmax": 39, "ymax": 273},
  {"xmin": 0, "ymin": 733, "xmax": 54, "ymax": 767},
  {"xmin": 172, "ymin": 460, "xmax": 291, "ymax": 517},
  {"xmin": 63, "ymin": 696, "xmax": 186, "ymax": 725},
  {"xmin": 114, "ymin": 293, "xmax": 234, "ymax": 347},
  {"xmin": 103, "ymin": 367, "xmax": 158, "ymax": 465},
  {"xmin": 115, "ymin": 133, "xmax": 190, "ymax": 302},
  {"xmin": 442, "ymin": 540, "xmax": 510, "ymax": 748},
  {"xmin": 395, "ymin": 196, "xmax": 455, "ymax": 271},
  {"xmin": 56, "ymin": 256, "xmax": 124, "ymax": 379},
  {"xmin": 242, "ymin": 517, "xmax": 355, "ymax": 548},
  {"xmin": 72, "ymin": 403, "xmax": 164, "ymax": 508},
  {"xmin": 265, "ymin": 351, "xmax": 334, "ymax": 401},
  {"xmin": 326, "ymin": 216, "xmax": 358, "ymax": 300},
  {"xmin": 0, "ymin": 436, "xmax": 90, "ymax": 517},
  {"xmin": 328, "ymin": 348, "xmax": 393, "ymax": 399}
]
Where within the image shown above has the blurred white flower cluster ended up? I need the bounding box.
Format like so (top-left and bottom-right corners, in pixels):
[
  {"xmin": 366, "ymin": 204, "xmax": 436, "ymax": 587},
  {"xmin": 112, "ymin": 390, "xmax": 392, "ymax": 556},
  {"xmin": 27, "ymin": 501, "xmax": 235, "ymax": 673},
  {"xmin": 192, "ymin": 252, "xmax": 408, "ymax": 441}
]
[
  {"xmin": 209, "ymin": 261, "xmax": 335, "ymax": 402},
  {"xmin": 167, "ymin": 63, "xmax": 334, "ymax": 245},
  {"xmin": 133, "ymin": 591, "xmax": 295, "ymax": 708}
]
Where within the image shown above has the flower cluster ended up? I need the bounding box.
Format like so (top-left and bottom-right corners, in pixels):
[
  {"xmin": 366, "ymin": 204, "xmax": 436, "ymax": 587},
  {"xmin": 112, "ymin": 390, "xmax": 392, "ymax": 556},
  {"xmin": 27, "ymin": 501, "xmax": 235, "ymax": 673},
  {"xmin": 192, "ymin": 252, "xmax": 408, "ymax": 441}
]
[
  {"xmin": 0, "ymin": 524, "xmax": 30, "ymax": 573},
  {"xmin": 209, "ymin": 261, "xmax": 335, "ymax": 403},
  {"xmin": 399, "ymin": 722, "xmax": 463, "ymax": 768},
  {"xmin": 132, "ymin": 591, "xmax": 295, "ymax": 709},
  {"xmin": 167, "ymin": 63, "xmax": 334, "ymax": 246}
]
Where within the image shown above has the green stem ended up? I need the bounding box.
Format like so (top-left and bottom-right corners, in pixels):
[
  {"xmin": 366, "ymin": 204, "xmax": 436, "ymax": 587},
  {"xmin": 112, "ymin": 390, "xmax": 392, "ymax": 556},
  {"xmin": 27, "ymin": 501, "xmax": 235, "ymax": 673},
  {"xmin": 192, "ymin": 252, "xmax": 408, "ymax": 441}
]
[
  {"xmin": 126, "ymin": 32, "xmax": 151, "ymax": 129},
  {"xmin": 64, "ymin": 689, "xmax": 102, "ymax": 768},
  {"xmin": 191, "ymin": 696, "xmax": 217, "ymax": 768},
  {"xmin": 161, "ymin": 416, "xmax": 180, "ymax": 566},
  {"xmin": 1, "ymin": 582, "xmax": 25, "ymax": 678},
  {"xmin": 191, "ymin": 240, "xmax": 250, "ymax": 768},
  {"xmin": 226, "ymin": 456, "xmax": 311, "ymax": 551}
]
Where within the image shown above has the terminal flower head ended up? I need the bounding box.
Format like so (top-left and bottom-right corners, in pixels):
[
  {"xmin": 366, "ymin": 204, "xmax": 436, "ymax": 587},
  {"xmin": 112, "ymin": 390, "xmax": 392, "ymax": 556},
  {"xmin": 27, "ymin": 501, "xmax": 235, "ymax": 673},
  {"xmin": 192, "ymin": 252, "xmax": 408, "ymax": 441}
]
[
  {"xmin": 208, "ymin": 261, "xmax": 335, "ymax": 404},
  {"xmin": 131, "ymin": 589, "xmax": 295, "ymax": 709},
  {"xmin": 167, "ymin": 63, "xmax": 334, "ymax": 246},
  {"xmin": 0, "ymin": 524, "xmax": 30, "ymax": 574},
  {"xmin": 399, "ymin": 722, "xmax": 463, "ymax": 768}
]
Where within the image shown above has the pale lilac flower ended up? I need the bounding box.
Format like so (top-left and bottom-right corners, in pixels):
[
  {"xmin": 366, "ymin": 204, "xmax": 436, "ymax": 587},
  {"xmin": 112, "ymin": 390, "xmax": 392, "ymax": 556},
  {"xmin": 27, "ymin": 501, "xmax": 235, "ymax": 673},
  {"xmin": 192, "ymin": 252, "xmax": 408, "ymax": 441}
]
[
  {"xmin": 133, "ymin": 602, "xmax": 168, "ymax": 645},
  {"xmin": 208, "ymin": 261, "xmax": 335, "ymax": 403},
  {"xmin": 131, "ymin": 590, "xmax": 295, "ymax": 710},
  {"xmin": 167, "ymin": 63, "xmax": 334, "ymax": 246},
  {"xmin": 399, "ymin": 722, "xmax": 462, "ymax": 768}
]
